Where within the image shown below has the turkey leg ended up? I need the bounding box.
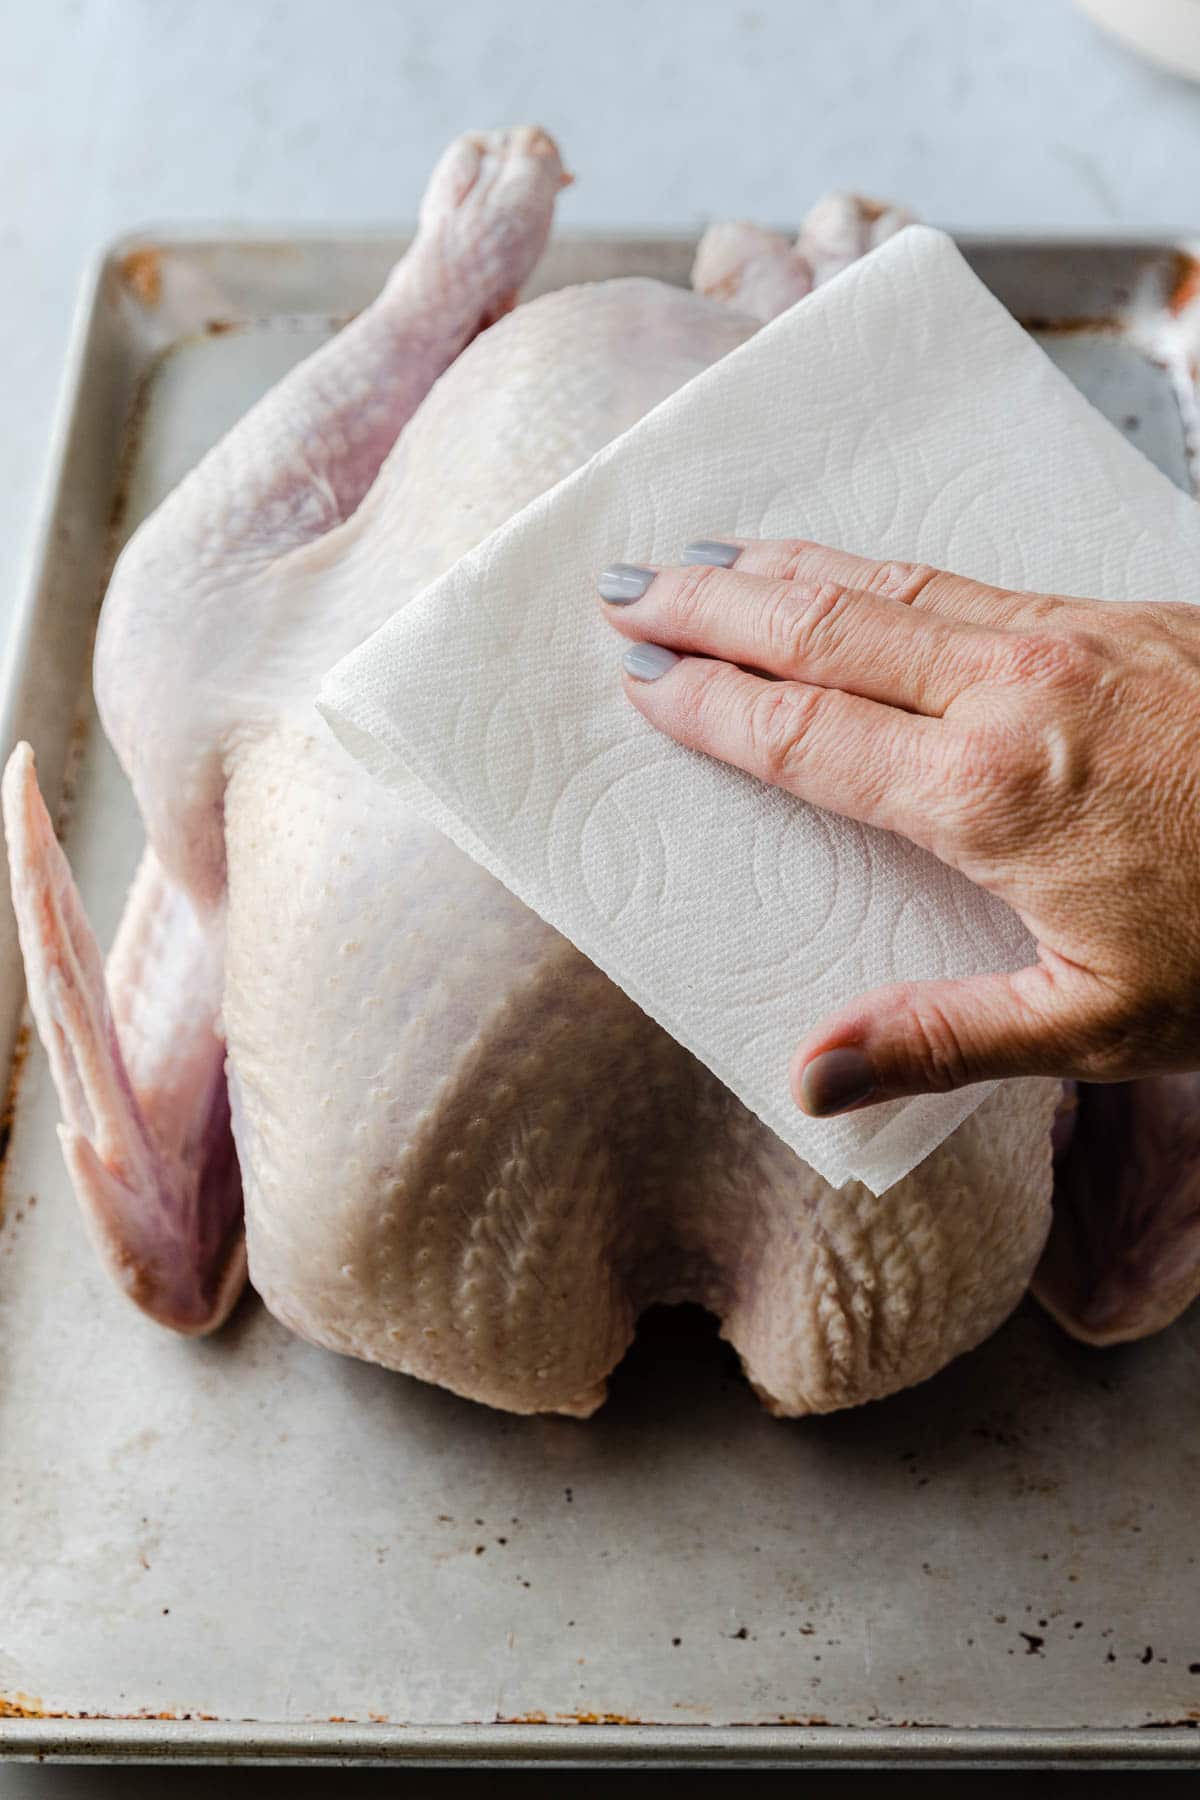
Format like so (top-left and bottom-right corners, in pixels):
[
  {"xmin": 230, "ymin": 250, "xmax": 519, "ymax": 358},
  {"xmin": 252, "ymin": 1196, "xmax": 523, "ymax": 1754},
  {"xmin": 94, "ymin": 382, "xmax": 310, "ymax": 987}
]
[
  {"xmin": 2, "ymin": 128, "xmax": 568, "ymax": 1333},
  {"xmin": 1034, "ymin": 1074, "xmax": 1200, "ymax": 1344}
]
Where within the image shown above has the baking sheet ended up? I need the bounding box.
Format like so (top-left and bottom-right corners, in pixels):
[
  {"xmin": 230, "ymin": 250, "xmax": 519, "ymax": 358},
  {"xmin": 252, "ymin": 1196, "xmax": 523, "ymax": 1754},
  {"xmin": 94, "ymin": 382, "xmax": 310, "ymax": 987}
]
[{"xmin": 2, "ymin": 231, "xmax": 1200, "ymax": 1769}]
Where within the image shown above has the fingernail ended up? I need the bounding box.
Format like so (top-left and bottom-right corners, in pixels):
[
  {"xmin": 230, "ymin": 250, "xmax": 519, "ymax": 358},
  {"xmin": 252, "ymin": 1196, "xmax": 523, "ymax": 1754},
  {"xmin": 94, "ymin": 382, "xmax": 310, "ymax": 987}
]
[
  {"xmin": 623, "ymin": 643, "xmax": 681, "ymax": 682},
  {"xmin": 799, "ymin": 1047, "xmax": 876, "ymax": 1116},
  {"xmin": 599, "ymin": 563, "xmax": 656, "ymax": 604},
  {"xmin": 681, "ymin": 539, "xmax": 741, "ymax": 568}
]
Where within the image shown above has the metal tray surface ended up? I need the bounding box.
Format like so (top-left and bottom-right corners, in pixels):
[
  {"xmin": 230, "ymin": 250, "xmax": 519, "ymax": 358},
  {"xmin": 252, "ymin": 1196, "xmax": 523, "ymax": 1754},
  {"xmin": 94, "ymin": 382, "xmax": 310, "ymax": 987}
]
[{"xmin": 2, "ymin": 231, "xmax": 1200, "ymax": 1770}]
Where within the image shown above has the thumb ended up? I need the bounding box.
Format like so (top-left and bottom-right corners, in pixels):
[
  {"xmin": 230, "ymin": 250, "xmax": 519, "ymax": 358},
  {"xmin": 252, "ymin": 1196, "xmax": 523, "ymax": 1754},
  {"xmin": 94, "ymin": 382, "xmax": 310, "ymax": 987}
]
[{"xmin": 791, "ymin": 966, "xmax": 1073, "ymax": 1117}]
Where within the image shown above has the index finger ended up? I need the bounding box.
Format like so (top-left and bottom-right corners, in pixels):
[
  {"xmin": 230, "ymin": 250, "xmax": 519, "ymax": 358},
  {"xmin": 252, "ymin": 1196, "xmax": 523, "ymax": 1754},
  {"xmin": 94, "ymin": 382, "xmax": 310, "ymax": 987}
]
[
  {"xmin": 621, "ymin": 649, "xmax": 950, "ymax": 850},
  {"xmin": 686, "ymin": 537, "xmax": 1067, "ymax": 630}
]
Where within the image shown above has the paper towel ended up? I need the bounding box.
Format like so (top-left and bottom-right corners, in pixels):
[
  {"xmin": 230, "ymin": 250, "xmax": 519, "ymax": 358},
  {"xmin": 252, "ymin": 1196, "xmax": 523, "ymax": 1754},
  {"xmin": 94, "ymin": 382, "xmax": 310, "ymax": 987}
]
[{"xmin": 318, "ymin": 225, "xmax": 1200, "ymax": 1194}]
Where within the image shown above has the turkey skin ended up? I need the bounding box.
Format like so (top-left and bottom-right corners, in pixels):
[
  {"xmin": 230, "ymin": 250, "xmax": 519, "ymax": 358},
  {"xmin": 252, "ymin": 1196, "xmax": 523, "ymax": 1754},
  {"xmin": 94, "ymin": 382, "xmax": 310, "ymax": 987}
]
[{"xmin": 4, "ymin": 127, "xmax": 1194, "ymax": 1416}]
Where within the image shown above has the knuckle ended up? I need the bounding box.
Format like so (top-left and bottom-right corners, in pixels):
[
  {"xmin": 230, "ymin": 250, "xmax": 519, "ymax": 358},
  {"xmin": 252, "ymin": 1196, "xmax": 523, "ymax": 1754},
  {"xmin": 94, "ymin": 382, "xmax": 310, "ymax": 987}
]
[
  {"xmin": 745, "ymin": 682, "xmax": 826, "ymax": 783},
  {"xmin": 899, "ymin": 988, "xmax": 972, "ymax": 1090},
  {"xmin": 1072, "ymin": 1002, "xmax": 1151, "ymax": 1080},
  {"xmin": 668, "ymin": 656, "xmax": 727, "ymax": 739},
  {"xmin": 866, "ymin": 559, "xmax": 937, "ymax": 604},
  {"xmin": 771, "ymin": 551, "xmax": 937, "ymax": 605},
  {"xmin": 766, "ymin": 578, "xmax": 853, "ymax": 667},
  {"xmin": 662, "ymin": 562, "xmax": 724, "ymax": 637},
  {"xmin": 1069, "ymin": 981, "xmax": 1188, "ymax": 1080},
  {"xmin": 995, "ymin": 628, "xmax": 1100, "ymax": 690},
  {"xmin": 939, "ymin": 721, "xmax": 1042, "ymax": 848},
  {"xmin": 1143, "ymin": 599, "xmax": 1200, "ymax": 642},
  {"xmin": 955, "ymin": 720, "xmax": 1025, "ymax": 789},
  {"xmin": 1060, "ymin": 626, "xmax": 1110, "ymax": 665},
  {"xmin": 772, "ymin": 540, "xmax": 825, "ymax": 581},
  {"xmin": 1003, "ymin": 593, "xmax": 1062, "ymax": 630}
]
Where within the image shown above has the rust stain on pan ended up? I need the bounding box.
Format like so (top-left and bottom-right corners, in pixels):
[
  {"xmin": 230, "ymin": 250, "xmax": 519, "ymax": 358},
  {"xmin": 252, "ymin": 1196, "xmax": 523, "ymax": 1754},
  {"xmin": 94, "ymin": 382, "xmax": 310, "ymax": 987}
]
[
  {"xmin": 1168, "ymin": 252, "xmax": 1200, "ymax": 317},
  {"xmin": 0, "ymin": 1021, "xmax": 32, "ymax": 1228},
  {"xmin": 554, "ymin": 1711, "xmax": 648, "ymax": 1725},
  {"xmin": 0, "ymin": 1693, "xmax": 46, "ymax": 1718},
  {"xmin": 492, "ymin": 1710, "xmax": 650, "ymax": 1726},
  {"xmin": 0, "ymin": 1693, "xmax": 217, "ymax": 1721},
  {"xmin": 0, "ymin": 1022, "xmax": 30, "ymax": 1167},
  {"xmin": 104, "ymin": 351, "xmax": 160, "ymax": 559},
  {"xmin": 117, "ymin": 248, "xmax": 163, "ymax": 308},
  {"xmin": 729, "ymin": 1714, "xmax": 833, "ymax": 1726}
]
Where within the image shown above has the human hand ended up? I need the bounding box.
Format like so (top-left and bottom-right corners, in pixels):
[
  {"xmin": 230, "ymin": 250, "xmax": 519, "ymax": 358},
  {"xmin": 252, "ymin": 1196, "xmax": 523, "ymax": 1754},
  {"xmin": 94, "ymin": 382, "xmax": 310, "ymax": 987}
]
[{"xmin": 597, "ymin": 538, "xmax": 1200, "ymax": 1118}]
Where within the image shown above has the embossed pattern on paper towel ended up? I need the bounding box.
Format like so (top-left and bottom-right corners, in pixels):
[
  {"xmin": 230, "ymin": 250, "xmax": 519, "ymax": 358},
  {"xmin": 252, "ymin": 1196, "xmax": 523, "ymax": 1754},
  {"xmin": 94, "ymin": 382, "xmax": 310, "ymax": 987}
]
[{"xmin": 320, "ymin": 227, "xmax": 1200, "ymax": 1193}]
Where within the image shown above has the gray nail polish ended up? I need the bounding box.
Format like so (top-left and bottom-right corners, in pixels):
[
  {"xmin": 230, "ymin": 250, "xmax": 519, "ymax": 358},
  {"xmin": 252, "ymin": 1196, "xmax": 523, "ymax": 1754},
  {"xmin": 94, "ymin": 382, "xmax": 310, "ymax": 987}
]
[
  {"xmin": 681, "ymin": 539, "xmax": 741, "ymax": 568},
  {"xmin": 599, "ymin": 563, "xmax": 656, "ymax": 604},
  {"xmin": 800, "ymin": 1047, "xmax": 876, "ymax": 1117},
  {"xmin": 623, "ymin": 643, "xmax": 681, "ymax": 682}
]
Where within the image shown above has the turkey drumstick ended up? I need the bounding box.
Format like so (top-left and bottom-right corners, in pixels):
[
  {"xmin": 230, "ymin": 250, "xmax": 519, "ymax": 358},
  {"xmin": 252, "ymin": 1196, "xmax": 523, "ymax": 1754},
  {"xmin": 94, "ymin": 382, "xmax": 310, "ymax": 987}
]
[{"xmin": 3, "ymin": 127, "xmax": 567, "ymax": 1335}]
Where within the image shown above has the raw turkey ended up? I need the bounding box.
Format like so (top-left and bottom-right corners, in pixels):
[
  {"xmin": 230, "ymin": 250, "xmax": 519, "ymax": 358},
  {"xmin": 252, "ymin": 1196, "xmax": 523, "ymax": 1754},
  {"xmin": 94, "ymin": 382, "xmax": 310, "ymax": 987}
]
[{"xmin": 5, "ymin": 128, "xmax": 1198, "ymax": 1417}]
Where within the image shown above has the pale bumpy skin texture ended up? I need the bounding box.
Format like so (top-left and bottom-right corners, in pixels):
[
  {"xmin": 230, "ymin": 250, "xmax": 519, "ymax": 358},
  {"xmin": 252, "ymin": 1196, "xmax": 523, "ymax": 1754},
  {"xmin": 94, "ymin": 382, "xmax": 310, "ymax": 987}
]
[
  {"xmin": 4, "ymin": 128, "xmax": 1066, "ymax": 1414},
  {"xmin": 690, "ymin": 189, "xmax": 915, "ymax": 323},
  {"xmin": 224, "ymin": 721, "xmax": 1060, "ymax": 1416}
]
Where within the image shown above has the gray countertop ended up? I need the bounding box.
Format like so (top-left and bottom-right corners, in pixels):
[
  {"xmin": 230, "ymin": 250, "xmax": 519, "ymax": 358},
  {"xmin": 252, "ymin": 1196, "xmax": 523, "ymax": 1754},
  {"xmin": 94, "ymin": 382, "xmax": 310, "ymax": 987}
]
[{"xmin": 5, "ymin": 0, "xmax": 1200, "ymax": 649}]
